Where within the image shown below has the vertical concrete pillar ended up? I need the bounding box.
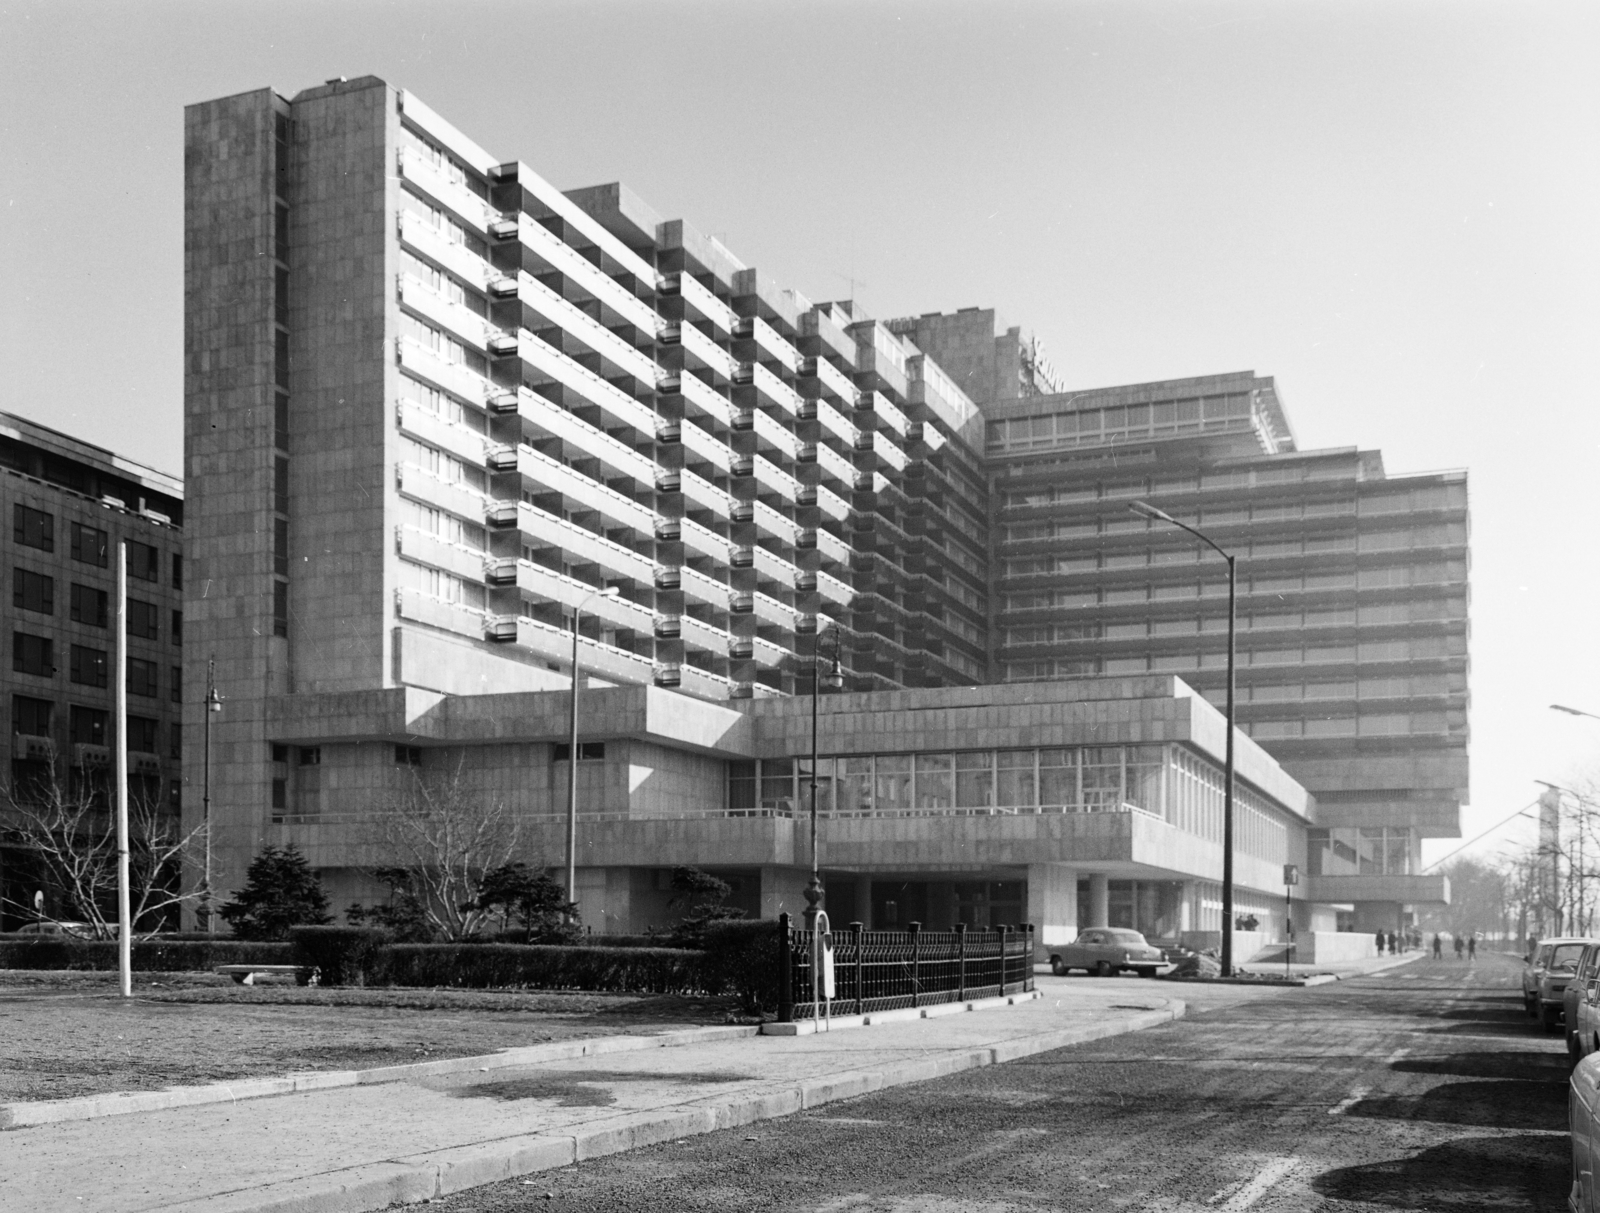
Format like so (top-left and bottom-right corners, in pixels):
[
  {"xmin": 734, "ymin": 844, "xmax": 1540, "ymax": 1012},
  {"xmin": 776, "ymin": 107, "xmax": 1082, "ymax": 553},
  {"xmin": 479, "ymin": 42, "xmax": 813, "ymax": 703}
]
[
  {"xmin": 1087, "ymin": 873, "xmax": 1110, "ymax": 928},
  {"xmin": 1179, "ymin": 881, "xmax": 1197, "ymax": 934},
  {"xmin": 855, "ymin": 875, "xmax": 872, "ymax": 928},
  {"xmin": 1027, "ymin": 865, "xmax": 1077, "ymax": 955}
]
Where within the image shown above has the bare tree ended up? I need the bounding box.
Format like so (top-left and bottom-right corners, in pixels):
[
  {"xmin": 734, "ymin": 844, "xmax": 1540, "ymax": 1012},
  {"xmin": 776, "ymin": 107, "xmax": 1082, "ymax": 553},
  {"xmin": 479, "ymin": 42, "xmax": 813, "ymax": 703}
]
[
  {"xmin": 1, "ymin": 761, "xmax": 206, "ymax": 938},
  {"xmin": 352, "ymin": 753, "xmax": 525, "ymax": 941}
]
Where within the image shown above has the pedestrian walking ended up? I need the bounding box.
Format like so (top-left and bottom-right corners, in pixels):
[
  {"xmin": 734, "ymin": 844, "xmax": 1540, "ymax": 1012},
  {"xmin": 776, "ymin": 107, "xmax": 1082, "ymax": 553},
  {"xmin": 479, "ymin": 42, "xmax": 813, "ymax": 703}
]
[
  {"xmin": 1432, "ymin": 933, "xmax": 1442, "ymax": 958},
  {"xmin": 1375, "ymin": 930, "xmax": 1386, "ymax": 955},
  {"xmin": 1467, "ymin": 935, "xmax": 1476, "ymax": 960},
  {"xmin": 1453, "ymin": 935, "xmax": 1464, "ymax": 958}
]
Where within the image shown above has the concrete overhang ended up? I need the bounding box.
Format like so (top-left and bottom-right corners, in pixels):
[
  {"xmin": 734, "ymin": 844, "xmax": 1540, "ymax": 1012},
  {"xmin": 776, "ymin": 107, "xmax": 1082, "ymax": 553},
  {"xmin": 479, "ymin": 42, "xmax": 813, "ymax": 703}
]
[
  {"xmin": 264, "ymin": 684, "xmax": 755, "ymax": 758},
  {"xmin": 1303, "ymin": 873, "xmax": 1451, "ymax": 906}
]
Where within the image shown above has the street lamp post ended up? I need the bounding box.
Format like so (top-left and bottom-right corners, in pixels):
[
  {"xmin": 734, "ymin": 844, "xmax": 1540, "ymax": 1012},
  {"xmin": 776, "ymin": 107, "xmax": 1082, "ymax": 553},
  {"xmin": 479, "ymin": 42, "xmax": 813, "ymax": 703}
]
[
  {"xmin": 202, "ymin": 656, "xmax": 222, "ymax": 934},
  {"xmin": 805, "ymin": 625, "xmax": 844, "ymax": 929},
  {"xmin": 565, "ymin": 586, "xmax": 619, "ymax": 921},
  {"xmin": 1130, "ymin": 500, "xmax": 1238, "ymax": 976}
]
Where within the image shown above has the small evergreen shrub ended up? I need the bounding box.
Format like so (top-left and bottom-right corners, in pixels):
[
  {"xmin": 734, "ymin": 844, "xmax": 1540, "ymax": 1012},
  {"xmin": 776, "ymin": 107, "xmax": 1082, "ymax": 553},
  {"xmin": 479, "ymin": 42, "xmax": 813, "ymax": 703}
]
[
  {"xmin": 384, "ymin": 943, "xmax": 704, "ymax": 994},
  {"xmin": 700, "ymin": 919, "xmax": 781, "ymax": 1015},
  {"xmin": 289, "ymin": 925, "xmax": 392, "ymax": 987},
  {"xmin": 0, "ymin": 939, "xmax": 292, "ymax": 971}
]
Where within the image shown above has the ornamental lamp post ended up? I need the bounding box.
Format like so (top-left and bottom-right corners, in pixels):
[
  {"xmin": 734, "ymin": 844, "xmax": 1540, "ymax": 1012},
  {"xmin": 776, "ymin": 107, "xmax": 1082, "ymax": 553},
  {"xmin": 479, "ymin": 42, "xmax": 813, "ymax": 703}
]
[
  {"xmin": 805, "ymin": 624, "xmax": 845, "ymax": 930},
  {"xmin": 202, "ymin": 656, "xmax": 222, "ymax": 934},
  {"xmin": 1129, "ymin": 500, "xmax": 1239, "ymax": 977},
  {"xmin": 565, "ymin": 586, "xmax": 620, "ymax": 921}
]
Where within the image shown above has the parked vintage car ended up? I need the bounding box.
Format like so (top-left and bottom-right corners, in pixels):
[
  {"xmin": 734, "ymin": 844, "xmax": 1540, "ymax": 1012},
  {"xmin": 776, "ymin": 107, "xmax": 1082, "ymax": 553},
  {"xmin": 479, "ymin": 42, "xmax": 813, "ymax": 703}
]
[
  {"xmin": 1524, "ymin": 937, "xmax": 1597, "ymax": 1033},
  {"xmin": 11, "ymin": 920, "xmax": 96, "ymax": 939},
  {"xmin": 1048, "ymin": 928, "xmax": 1168, "ymax": 977},
  {"xmin": 1568, "ymin": 945, "xmax": 1600, "ymax": 1059},
  {"xmin": 1572, "ymin": 1052, "xmax": 1600, "ymax": 1209}
]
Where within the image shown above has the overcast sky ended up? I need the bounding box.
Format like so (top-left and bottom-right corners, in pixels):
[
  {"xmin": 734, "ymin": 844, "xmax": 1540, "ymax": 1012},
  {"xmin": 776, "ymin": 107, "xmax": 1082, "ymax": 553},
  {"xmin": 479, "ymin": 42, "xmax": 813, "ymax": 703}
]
[{"xmin": 2, "ymin": 1, "xmax": 1595, "ymax": 863}]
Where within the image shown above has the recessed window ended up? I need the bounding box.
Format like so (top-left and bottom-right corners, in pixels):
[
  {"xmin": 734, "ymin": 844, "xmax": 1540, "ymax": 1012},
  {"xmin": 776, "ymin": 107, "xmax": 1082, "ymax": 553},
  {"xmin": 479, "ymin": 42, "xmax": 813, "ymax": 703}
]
[
  {"xmin": 394, "ymin": 744, "xmax": 423, "ymax": 767},
  {"xmin": 127, "ymin": 658, "xmax": 159, "ymax": 698},
  {"xmin": 298, "ymin": 746, "xmax": 321, "ymax": 766},
  {"xmin": 14, "ymin": 568, "xmax": 54, "ymax": 615},
  {"xmin": 128, "ymin": 599, "xmax": 160, "ymax": 640},
  {"xmin": 13, "ymin": 695, "xmax": 53, "ymax": 737},
  {"xmin": 126, "ymin": 542, "xmax": 160, "ymax": 582},
  {"xmin": 551, "ymin": 742, "xmax": 605, "ymax": 762},
  {"xmin": 127, "ymin": 716, "xmax": 158, "ymax": 753},
  {"xmin": 70, "ymin": 583, "xmax": 108, "ymax": 627},
  {"xmin": 70, "ymin": 523, "xmax": 108, "ymax": 567},
  {"xmin": 12, "ymin": 632, "xmax": 53, "ymax": 678},
  {"xmin": 69, "ymin": 705, "xmax": 108, "ymax": 746},
  {"xmin": 13, "ymin": 504, "xmax": 53, "ymax": 552},
  {"xmin": 69, "ymin": 645, "xmax": 107, "ymax": 688}
]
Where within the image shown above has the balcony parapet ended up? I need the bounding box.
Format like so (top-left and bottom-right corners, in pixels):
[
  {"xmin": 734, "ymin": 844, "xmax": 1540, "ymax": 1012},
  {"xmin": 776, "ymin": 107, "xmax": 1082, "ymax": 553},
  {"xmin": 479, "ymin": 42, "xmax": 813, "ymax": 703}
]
[
  {"xmin": 398, "ymin": 338, "xmax": 492, "ymax": 408},
  {"xmin": 398, "ymin": 210, "xmax": 493, "ymax": 291},
  {"xmin": 397, "ymin": 147, "xmax": 495, "ymax": 234},
  {"xmin": 515, "ymin": 445, "xmax": 658, "ymax": 536},
  {"xmin": 517, "ymin": 502, "xmax": 656, "ymax": 583}
]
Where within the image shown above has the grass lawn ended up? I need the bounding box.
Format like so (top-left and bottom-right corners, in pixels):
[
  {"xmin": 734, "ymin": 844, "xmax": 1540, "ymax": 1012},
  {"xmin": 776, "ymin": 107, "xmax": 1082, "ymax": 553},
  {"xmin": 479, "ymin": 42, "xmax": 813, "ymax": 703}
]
[{"xmin": 0, "ymin": 969, "xmax": 742, "ymax": 1104}]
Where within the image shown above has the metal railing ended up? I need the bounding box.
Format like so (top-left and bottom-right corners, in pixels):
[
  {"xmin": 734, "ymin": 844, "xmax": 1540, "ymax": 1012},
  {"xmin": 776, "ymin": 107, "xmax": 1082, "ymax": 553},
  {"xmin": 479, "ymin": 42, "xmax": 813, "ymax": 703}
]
[{"xmin": 777, "ymin": 916, "xmax": 1034, "ymax": 1022}]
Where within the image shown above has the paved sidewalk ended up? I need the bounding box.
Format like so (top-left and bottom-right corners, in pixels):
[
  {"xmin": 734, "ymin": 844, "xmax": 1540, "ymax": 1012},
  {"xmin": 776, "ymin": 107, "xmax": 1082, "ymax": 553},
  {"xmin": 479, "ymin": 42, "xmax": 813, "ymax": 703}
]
[{"xmin": 0, "ymin": 976, "xmax": 1282, "ymax": 1213}]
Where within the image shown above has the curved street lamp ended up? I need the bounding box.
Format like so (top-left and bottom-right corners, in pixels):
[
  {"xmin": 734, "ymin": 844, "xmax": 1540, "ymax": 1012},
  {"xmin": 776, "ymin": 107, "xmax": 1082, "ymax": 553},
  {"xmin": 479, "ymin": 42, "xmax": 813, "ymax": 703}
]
[
  {"xmin": 804, "ymin": 624, "xmax": 845, "ymax": 928},
  {"xmin": 1130, "ymin": 500, "xmax": 1239, "ymax": 976},
  {"xmin": 566, "ymin": 586, "xmax": 620, "ymax": 921}
]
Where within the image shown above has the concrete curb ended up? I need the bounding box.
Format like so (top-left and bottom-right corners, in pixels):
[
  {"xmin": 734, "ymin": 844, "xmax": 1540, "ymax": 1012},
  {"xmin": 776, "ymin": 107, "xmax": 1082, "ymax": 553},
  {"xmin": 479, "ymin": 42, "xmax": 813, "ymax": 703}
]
[
  {"xmin": 144, "ymin": 998, "xmax": 1187, "ymax": 1213},
  {"xmin": 0, "ymin": 1025, "xmax": 759, "ymax": 1132},
  {"xmin": 759, "ymin": 989, "xmax": 1042, "ymax": 1035}
]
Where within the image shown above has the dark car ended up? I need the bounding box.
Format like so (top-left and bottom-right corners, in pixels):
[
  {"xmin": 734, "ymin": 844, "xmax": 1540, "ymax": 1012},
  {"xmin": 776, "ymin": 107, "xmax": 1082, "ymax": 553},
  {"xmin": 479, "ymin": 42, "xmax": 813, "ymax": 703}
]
[
  {"xmin": 1049, "ymin": 928, "xmax": 1168, "ymax": 977},
  {"xmin": 1524, "ymin": 937, "xmax": 1596, "ymax": 1032}
]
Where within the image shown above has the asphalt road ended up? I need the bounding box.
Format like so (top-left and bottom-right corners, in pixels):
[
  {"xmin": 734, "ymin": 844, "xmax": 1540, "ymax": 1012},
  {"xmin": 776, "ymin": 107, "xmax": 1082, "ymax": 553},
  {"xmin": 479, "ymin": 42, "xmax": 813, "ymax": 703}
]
[{"xmin": 434, "ymin": 952, "xmax": 1569, "ymax": 1212}]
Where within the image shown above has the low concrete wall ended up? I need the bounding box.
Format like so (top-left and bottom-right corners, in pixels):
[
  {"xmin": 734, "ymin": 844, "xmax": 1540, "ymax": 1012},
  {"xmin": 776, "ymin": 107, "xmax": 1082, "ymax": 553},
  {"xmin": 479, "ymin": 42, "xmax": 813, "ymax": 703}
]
[
  {"xmin": 1300, "ymin": 931, "xmax": 1377, "ymax": 964},
  {"xmin": 1181, "ymin": 929, "xmax": 1269, "ymax": 960}
]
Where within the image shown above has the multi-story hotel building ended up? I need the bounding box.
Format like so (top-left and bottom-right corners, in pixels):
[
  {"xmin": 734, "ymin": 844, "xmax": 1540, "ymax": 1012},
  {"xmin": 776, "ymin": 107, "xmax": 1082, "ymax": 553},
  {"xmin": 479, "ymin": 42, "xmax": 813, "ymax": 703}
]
[
  {"xmin": 183, "ymin": 76, "xmax": 1460, "ymax": 944},
  {"xmin": 0, "ymin": 413, "xmax": 185, "ymax": 928}
]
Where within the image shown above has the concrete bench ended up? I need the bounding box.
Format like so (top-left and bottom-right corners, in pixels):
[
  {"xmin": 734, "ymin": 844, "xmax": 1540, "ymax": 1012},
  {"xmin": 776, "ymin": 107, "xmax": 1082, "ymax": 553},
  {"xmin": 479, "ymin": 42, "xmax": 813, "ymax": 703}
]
[{"xmin": 215, "ymin": 964, "xmax": 320, "ymax": 986}]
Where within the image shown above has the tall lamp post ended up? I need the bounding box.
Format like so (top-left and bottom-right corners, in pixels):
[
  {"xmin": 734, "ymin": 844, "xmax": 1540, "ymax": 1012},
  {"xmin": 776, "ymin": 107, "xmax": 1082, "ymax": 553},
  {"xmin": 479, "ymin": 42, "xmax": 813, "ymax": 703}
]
[
  {"xmin": 566, "ymin": 586, "xmax": 619, "ymax": 921},
  {"xmin": 202, "ymin": 657, "xmax": 222, "ymax": 934},
  {"xmin": 805, "ymin": 625, "xmax": 845, "ymax": 928},
  {"xmin": 1130, "ymin": 500, "xmax": 1239, "ymax": 976}
]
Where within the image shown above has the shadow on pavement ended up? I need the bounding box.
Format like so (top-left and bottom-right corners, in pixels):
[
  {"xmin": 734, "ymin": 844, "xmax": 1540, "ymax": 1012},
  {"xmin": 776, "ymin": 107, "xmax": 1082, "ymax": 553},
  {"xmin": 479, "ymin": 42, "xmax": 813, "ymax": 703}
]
[
  {"xmin": 1311, "ymin": 1133, "xmax": 1568, "ymax": 1210},
  {"xmin": 1393, "ymin": 1051, "xmax": 1571, "ymax": 1083},
  {"xmin": 1347, "ymin": 1078, "xmax": 1567, "ymax": 1131}
]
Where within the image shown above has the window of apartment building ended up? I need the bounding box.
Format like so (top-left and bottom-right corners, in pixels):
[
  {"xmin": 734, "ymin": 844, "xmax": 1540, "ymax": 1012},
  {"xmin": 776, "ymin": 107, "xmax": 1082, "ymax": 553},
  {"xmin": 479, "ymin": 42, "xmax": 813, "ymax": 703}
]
[
  {"xmin": 13, "ymin": 694, "xmax": 53, "ymax": 738},
  {"xmin": 70, "ymin": 583, "xmax": 108, "ymax": 627},
  {"xmin": 127, "ymin": 599, "xmax": 159, "ymax": 640},
  {"xmin": 171, "ymin": 610, "xmax": 182, "ymax": 645},
  {"xmin": 12, "ymin": 632, "xmax": 53, "ymax": 678},
  {"xmin": 551, "ymin": 742, "xmax": 605, "ymax": 762},
  {"xmin": 127, "ymin": 715, "xmax": 158, "ymax": 754},
  {"xmin": 274, "ymin": 329, "xmax": 290, "ymax": 390},
  {"xmin": 394, "ymin": 744, "xmax": 423, "ymax": 767},
  {"xmin": 13, "ymin": 568, "xmax": 54, "ymax": 615},
  {"xmin": 275, "ymin": 264, "xmax": 290, "ymax": 325},
  {"xmin": 69, "ymin": 645, "xmax": 107, "ymax": 688},
  {"xmin": 69, "ymin": 705, "xmax": 108, "ymax": 746},
  {"xmin": 171, "ymin": 667, "xmax": 181, "ymax": 703},
  {"xmin": 274, "ymin": 456, "xmax": 289, "ymax": 514},
  {"xmin": 171, "ymin": 554, "xmax": 182, "ymax": 591},
  {"xmin": 273, "ymin": 518, "xmax": 288, "ymax": 576},
  {"xmin": 13, "ymin": 504, "xmax": 53, "ymax": 552},
  {"xmin": 127, "ymin": 541, "xmax": 159, "ymax": 582},
  {"xmin": 275, "ymin": 393, "xmax": 289, "ymax": 452},
  {"xmin": 273, "ymin": 581, "xmax": 289, "ymax": 638},
  {"xmin": 70, "ymin": 522, "xmax": 109, "ymax": 567},
  {"xmin": 127, "ymin": 658, "xmax": 159, "ymax": 698},
  {"xmin": 298, "ymin": 746, "xmax": 321, "ymax": 766}
]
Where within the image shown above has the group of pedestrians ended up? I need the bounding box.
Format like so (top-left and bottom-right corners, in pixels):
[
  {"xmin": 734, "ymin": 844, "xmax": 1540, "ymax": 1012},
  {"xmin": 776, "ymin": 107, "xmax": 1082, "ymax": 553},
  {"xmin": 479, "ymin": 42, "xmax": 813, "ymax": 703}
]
[{"xmin": 1427, "ymin": 931, "xmax": 1477, "ymax": 960}]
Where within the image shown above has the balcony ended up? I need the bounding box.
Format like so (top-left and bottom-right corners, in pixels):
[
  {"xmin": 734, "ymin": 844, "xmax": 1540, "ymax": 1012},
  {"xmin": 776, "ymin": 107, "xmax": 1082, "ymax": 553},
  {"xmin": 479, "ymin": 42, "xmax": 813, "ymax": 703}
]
[
  {"xmin": 751, "ymin": 591, "xmax": 799, "ymax": 630},
  {"xmin": 856, "ymin": 429, "xmax": 910, "ymax": 474},
  {"xmin": 798, "ymin": 483, "xmax": 852, "ymax": 524},
  {"xmin": 799, "ymin": 310, "xmax": 856, "ymax": 372},
  {"xmin": 672, "ymin": 370, "xmax": 737, "ymax": 429},
  {"xmin": 799, "ymin": 442, "xmax": 855, "ymax": 490},
  {"xmin": 515, "ymin": 445, "xmax": 658, "ymax": 536},
  {"xmin": 399, "ymin": 526, "xmax": 488, "ymax": 583},
  {"xmin": 497, "ymin": 214, "xmax": 661, "ymax": 335},
  {"xmin": 734, "ymin": 315, "xmax": 803, "ymax": 374},
  {"xmin": 741, "ymin": 362, "xmax": 804, "ymax": 418},
  {"xmin": 517, "ymin": 390, "xmax": 655, "ymax": 488},
  {"xmin": 484, "ymin": 499, "xmax": 519, "ymax": 529},
  {"xmin": 514, "ymin": 273, "xmax": 660, "ymax": 390},
  {"xmin": 679, "ymin": 563, "xmax": 732, "ymax": 608},
  {"xmin": 678, "ymin": 516, "xmax": 736, "ymax": 565},
  {"xmin": 678, "ymin": 322, "xmax": 738, "ymax": 381},
  {"xmin": 399, "ymin": 275, "xmax": 490, "ymax": 352},
  {"xmin": 814, "ymin": 569, "xmax": 855, "ymax": 607},
  {"xmin": 855, "ymin": 390, "xmax": 911, "ymax": 438},
  {"xmin": 485, "ymin": 557, "xmax": 518, "ymax": 585},
  {"xmin": 751, "ymin": 499, "xmax": 802, "ymax": 546},
  {"xmin": 398, "ymin": 210, "xmax": 492, "ymax": 292},
  {"xmin": 751, "ymin": 545, "xmax": 798, "ymax": 586},
  {"xmin": 749, "ymin": 634, "xmax": 790, "ymax": 667},
  {"xmin": 516, "ymin": 561, "xmax": 655, "ymax": 633},
  {"xmin": 398, "ymin": 339, "xmax": 492, "ymax": 407},
  {"xmin": 674, "ymin": 418, "xmax": 734, "ymax": 475},
  {"xmin": 515, "ymin": 331, "xmax": 659, "ymax": 439},
  {"xmin": 676, "ymin": 663, "xmax": 741, "ymax": 699},
  {"xmin": 799, "ymin": 397, "xmax": 859, "ymax": 448},
  {"xmin": 908, "ymin": 421, "xmax": 948, "ymax": 454},
  {"xmin": 798, "ymin": 528, "xmax": 852, "ymax": 566},
  {"xmin": 736, "ymin": 407, "xmax": 800, "ymax": 461},
  {"xmin": 397, "ymin": 400, "xmax": 488, "ymax": 470},
  {"xmin": 657, "ymin": 612, "xmax": 730, "ymax": 653},
  {"xmin": 677, "ymin": 467, "xmax": 738, "ymax": 521},
  {"xmin": 517, "ymin": 502, "xmax": 656, "ymax": 583},
  {"xmin": 398, "ymin": 147, "xmax": 493, "ymax": 234},
  {"xmin": 668, "ymin": 273, "xmax": 740, "ymax": 336},
  {"xmin": 512, "ymin": 614, "xmax": 655, "ymax": 685},
  {"xmin": 798, "ymin": 354, "xmax": 856, "ymax": 406},
  {"xmin": 397, "ymin": 587, "xmax": 484, "ymax": 641}
]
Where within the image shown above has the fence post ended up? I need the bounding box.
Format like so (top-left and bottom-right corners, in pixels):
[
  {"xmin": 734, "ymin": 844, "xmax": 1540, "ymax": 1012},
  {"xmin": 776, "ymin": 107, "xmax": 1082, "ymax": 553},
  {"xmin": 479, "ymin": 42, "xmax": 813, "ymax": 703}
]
[
  {"xmin": 908, "ymin": 921, "xmax": 922, "ymax": 1008},
  {"xmin": 955, "ymin": 921, "xmax": 967, "ymax": 1002},
  {"xmin": 850, "ymin": 921, "xmax": 864, "ymax": 1015},
  {"xmin": 998, "ymin": 924, "xmax": 1010, "ymax": 994},
  {"xmin": 1024, "ymin": 923, "xmax": 1035, "ymax": 992},
  {"xmin": 777, "ymin": 912, "xmax": 793, "ymax": 1023}
]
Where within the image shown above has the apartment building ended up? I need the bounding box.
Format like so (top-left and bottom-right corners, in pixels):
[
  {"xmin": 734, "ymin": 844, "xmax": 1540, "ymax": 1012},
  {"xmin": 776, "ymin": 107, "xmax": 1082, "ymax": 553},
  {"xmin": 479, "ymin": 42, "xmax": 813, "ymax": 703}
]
[
  {"xmin": 184, "ymin": 76, "xmax": 1460, "ymax": 942},
  {"xmin": 0, "ymin": 413, "xmax": 185, "ymax": 928},
  {"xmin": 982, "ymin": 371, "xmax": 1469, "ymax": 932}
]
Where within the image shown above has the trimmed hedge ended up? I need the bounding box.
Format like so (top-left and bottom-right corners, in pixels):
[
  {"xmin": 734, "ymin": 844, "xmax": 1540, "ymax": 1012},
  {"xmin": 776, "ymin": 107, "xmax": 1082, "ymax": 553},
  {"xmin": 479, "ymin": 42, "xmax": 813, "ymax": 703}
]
[
  {"xmin": 700, "ymin": 919, "xmax": 781, "ymax": 1015},
  {"xmin": 289, "ymin": 926, "xmax": 391, "ymax": 987},
  {"xmin": 385, "ymin": 943, "xmax": 704, "ymax": 994},
  {"xmin": 0, "ymin": 939, "xmax": 292, "ymax": 972}
]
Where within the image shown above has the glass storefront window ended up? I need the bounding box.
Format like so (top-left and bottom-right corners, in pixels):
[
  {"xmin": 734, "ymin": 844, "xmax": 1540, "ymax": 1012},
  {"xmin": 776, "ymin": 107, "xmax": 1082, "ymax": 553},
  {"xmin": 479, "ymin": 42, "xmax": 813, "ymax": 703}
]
[
  {"xmin": 997, "ymin": 750, "xmax": 1036, "ymax": 808},
  {"xmin": 1038, "ymin": 749, "xmax": 1077, "ymax": 807},
  {"xmin": 839, "ymin": 757, "xmax": 873, "ymax": 814},
  {"xmin": 955, "ymin": 751, "xmax": 995, "ymax": 807},
  {"xmin": 914, "ymin": 753, "xmax": 953, "ymax": 809},
  {"xmin": 875, "ymin": 755, "xmax": 911, "ymax": 812},
  {"xmin": 760, "ymin": 758, "xmax": 795, "ymax": 814}
]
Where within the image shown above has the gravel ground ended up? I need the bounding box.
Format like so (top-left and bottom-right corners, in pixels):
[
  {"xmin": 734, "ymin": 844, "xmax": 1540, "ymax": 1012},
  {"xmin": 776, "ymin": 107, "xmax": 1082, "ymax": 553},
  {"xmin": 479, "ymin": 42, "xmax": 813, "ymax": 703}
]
[{"xmin": 0, "ymin": 970, "xmax": 740, "ymax": 1104}]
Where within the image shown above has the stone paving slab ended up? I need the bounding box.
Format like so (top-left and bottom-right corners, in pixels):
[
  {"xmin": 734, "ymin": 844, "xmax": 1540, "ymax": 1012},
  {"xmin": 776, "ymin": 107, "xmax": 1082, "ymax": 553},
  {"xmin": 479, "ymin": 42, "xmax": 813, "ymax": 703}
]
[{"xmin": 2, "ymin": 979, "xmax": 1221, "ymax": 1213}]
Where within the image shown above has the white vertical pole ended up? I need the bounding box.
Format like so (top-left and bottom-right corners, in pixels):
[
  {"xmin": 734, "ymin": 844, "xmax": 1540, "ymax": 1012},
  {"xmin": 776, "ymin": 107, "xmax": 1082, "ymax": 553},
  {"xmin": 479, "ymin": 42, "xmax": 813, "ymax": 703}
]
[{"xmin": 116, "ymin": 541, "xmax": 132, "ymax": 997}]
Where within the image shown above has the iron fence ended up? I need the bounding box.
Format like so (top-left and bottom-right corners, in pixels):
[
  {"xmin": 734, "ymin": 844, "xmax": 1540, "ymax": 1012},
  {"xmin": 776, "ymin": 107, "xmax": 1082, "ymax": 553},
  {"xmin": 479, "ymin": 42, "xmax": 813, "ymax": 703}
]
[{"xmin": 777, "ymin": 915, "xmax": 1034, "ymax": 1022}]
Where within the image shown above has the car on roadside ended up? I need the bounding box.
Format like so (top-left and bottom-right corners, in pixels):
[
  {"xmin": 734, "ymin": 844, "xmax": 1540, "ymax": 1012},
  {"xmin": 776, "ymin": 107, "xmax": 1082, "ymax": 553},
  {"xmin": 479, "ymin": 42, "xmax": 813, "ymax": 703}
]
[
  {"xmin": 10, "ymin": 920, "xmax": 96, "ymax": 939},
  {"xmin": 1048, "ymin": 928, "xmax": 1168, "ymax": 977},
  {"xmin": 1572, "ymin": 1051, "xmax": 1600, "ymax": 1209},
  {"xmin": 1568, "ymin": 945, "xmax": 1600, "ymax": 1060},
  {"xmin": 1524, "ymin": 936, "xmax": 1597, "ymax": 1033}
]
